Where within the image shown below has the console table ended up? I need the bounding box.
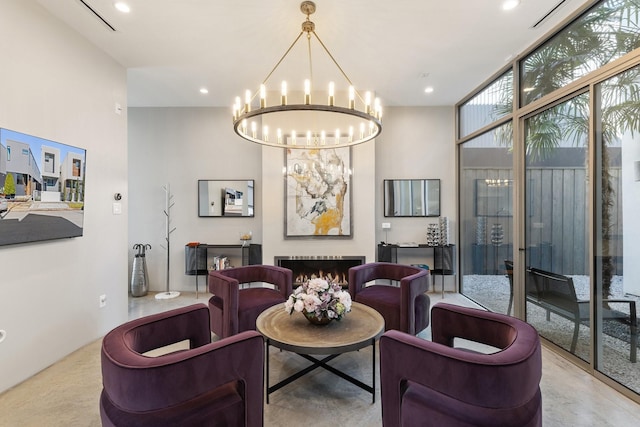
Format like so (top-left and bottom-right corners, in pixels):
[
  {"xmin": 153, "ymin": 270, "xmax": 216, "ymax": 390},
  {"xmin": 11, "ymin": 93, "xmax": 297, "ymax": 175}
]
[
  {"xmin": 377, "ymin": 243, "xmax": 455, "ymax": 297},
  {"xmin": 184, "ymin": 243, "xmax": 262, "ymax": 298}
]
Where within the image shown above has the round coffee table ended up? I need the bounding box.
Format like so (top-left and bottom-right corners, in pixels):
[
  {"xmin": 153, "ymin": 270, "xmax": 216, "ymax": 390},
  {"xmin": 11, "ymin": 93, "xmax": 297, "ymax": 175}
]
[{"xmin": 256, "ymin": 302, "xmax": 384, "ymax": 403}]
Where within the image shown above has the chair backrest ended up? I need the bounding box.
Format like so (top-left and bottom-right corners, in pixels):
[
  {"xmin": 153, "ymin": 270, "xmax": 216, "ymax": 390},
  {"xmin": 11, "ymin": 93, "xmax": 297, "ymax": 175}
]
[
  {"xmin": 358, "ymin": 262, "xmax": 424, "ymax": 281},
  {"xmin": 210, "ymin": 264, "xmax": 292, "ymax": 295},
  {"xmin": 348, "ymin": 262, "xmax": 428, "ymax": 296},
  {"xmin": 529, "ymin": 267, "xmax": 577, "ymax": 302}
]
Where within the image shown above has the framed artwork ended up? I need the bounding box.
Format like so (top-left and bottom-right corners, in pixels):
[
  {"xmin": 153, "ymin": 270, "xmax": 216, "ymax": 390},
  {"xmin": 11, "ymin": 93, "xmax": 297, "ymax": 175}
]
[
  {"xmin": 285, "ymin": 147, "xmax": 352, "ymax": 238},
  {"xmin": 0, "ymin": 128, "xmax": 87, "ymax": 246}
]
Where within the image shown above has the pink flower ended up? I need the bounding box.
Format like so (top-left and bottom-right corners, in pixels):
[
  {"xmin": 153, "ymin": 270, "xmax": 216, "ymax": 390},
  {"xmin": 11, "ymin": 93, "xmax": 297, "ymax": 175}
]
[{"xmin": 284, "ymin": 278, "xmax": 351, "ymax": 320}]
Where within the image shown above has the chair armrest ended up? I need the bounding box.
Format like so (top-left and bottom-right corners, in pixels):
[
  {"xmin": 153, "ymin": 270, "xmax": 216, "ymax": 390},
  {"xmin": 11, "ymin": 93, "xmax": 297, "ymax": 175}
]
[
  {"xmin": 603, "ymin": 299, "xmax": 637, "ymax": 325},
  {"xmin": 208, "ymin": 270, "xmax": 240, "ymax": 301},
  {"xmin": 400, "ymin": 269, "xmax": 430, "ymax": 334},
  {"xmin": 577, "ymin": 299, "xmax": 637, "ymax": 325},
  {"xmin": 208, "ymin": 271, "xmax": 240, "ymax": 336}
]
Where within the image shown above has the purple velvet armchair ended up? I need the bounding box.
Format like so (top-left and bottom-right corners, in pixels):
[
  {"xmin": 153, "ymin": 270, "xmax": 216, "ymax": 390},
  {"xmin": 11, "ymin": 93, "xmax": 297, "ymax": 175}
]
[
  {"xmin": 380, "ymin": 303, "xmax": 542, "ymax": 427},
  {"xmin": 349, "ymin": 262, "xmax": 430, "ymax": 335},
  {"xmin": 209, "ymin": 264, "xmax": 293, "ymax": 338},
  {"xmin": 100, "ymin": 304, "xmax": 264, "ymax": 427}
]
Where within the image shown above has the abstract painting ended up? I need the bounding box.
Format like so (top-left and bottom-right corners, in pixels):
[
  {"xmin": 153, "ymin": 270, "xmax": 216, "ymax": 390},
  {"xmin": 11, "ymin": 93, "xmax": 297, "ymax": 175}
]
[{"xmin": 285, "ymin": 147, "xmax": 351, "ymax": 238}]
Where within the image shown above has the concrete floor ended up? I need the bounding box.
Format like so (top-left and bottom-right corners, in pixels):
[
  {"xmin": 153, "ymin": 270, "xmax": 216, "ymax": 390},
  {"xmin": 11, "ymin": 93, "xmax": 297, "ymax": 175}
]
[{"xmin": 1, "ymin": 291, "xmax": 639, "ymax": 426}]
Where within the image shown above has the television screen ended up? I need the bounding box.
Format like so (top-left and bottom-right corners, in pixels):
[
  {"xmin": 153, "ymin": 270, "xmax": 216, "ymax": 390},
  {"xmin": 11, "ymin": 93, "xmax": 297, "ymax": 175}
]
[{"xmin": 0, "ymin": 128, "xmax": 86, "ymax": 246}]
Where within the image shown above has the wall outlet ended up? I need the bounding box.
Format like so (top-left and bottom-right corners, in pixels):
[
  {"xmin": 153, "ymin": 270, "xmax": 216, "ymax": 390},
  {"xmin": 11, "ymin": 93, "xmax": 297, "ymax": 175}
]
[
  {"xmin": 382, "ymin": 222, "xmax": 391, "ymax": 229},
  {"xmin": 99, "ymin": 294, "xmax": 107, "ymax": 308}
]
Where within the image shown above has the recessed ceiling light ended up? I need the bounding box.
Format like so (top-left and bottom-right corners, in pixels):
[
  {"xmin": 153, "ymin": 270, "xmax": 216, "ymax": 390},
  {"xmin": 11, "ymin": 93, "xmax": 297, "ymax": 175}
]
[
  {"xmin": 199, "ymin": 88, "xmax": 209, "ymax": 94},
  {"xmin": 114, "ymin": 2, "xmax": 130, "ymax": 13},
  {"xmin": 502, "ymin": 0, "xmax": 521, "ymax": 11},
  {"xmin": 424, "ymin": 87, "xmax": 434, "ymax": 94}
]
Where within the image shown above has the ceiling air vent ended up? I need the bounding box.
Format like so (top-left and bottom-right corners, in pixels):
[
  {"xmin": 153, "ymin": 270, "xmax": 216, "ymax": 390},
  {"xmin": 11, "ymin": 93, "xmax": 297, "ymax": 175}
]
[
  {"xmin": 77, "ymin": 0, "xmax": 117, "ymax": 32},
  {"xmin": 531, "ymin": 0, "xmax": 568, "ymax": 29}
]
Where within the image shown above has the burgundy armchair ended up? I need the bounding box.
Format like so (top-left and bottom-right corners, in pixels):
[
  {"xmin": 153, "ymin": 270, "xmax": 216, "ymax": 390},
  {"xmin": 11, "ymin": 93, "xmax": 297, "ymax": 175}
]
[
  {"xmin": 349, "ymin": 262, "xmax": 430, "ymax": 335},
  {"xmin": 380, "ymin": 303, "xmax": 542, "ymax": 427},
  {"xmin": 209, "ymin": 264, "xmax": 293, "ymax": 338},
  {"xmin": 100, "ymin": 304, "xmax": 264, "ymax": 427}
]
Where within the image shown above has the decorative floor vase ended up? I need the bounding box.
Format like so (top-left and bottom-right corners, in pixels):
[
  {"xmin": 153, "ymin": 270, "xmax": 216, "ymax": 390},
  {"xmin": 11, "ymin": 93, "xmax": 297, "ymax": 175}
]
[{"xmin": 303, "ymin": 310, "xmax": 332, "ymax": 326}]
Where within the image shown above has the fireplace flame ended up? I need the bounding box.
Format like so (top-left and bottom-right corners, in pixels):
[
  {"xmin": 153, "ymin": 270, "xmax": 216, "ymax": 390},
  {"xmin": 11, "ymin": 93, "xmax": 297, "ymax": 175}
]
[{"xmin": 294, "ymin": 269, "xmax": 348, "ymax": 287}]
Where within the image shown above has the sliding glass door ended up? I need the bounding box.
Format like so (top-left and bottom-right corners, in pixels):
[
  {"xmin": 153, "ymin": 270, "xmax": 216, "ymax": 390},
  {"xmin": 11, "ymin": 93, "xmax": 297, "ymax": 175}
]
[
  {"xmin": 594, "ymin": 67, "xmax": 640, "ymax": 393},
  {"xmin": 524, "ymin": 93, "xmax": 591, "ymax": 362}
]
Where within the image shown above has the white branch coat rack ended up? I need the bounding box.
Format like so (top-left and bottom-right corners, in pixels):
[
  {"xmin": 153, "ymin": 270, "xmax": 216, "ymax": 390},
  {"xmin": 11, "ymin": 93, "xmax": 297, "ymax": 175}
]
[{"xmin": 156, "ymin": 183, "xmax": 180, "ymax": 300}]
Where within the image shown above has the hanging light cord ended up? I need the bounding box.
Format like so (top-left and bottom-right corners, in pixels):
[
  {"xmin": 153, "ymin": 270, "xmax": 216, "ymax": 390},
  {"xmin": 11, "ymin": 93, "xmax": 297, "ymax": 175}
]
[{"xmin": 250, "ymin": 13, "xmax": 365, "ymax": 104}]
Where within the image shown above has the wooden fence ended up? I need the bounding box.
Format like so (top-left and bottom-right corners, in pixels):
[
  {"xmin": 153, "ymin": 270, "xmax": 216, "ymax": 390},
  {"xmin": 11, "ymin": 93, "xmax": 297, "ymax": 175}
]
[{"xmin": 460, "ymin": 167, "xmax": 623, "ymax": 275}]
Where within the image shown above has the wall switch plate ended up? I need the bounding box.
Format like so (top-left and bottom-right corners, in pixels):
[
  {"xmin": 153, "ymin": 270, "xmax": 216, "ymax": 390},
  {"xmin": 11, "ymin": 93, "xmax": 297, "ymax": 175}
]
[
  {"xmin": 99, "ymin": 294, "xmax": 107, "ymax": 308},
  {"xmin": 112, "ymin": 202, "xmax": 122, "ymax": 215},
  {"xmin": 382, "ymin": 222, "xmax": 391, "ymax": 229}
]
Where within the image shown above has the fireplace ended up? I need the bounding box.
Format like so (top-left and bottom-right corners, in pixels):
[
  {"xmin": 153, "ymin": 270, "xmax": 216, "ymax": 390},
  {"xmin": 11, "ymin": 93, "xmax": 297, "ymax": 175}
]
[{"xmin": 275, "ymin": 256, "xmax": 366, "ymax": 286}]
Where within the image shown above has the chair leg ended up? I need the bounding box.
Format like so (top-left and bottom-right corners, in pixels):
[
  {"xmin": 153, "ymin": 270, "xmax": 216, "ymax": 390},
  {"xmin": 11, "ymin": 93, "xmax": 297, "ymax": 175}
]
[
  {"xmin": 630, "ymin": 322, "xmax": 637, "ymax": 363},
  {"xmin": 571, "ymin": 320, "xmax": 579, "ymax": 354}
]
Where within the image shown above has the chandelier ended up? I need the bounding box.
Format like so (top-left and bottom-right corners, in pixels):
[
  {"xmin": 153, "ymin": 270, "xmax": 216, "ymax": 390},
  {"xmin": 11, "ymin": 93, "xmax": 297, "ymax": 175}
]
[{"xmin": 232, "ymin": 1, "xmax": 382, "ymax": 149}]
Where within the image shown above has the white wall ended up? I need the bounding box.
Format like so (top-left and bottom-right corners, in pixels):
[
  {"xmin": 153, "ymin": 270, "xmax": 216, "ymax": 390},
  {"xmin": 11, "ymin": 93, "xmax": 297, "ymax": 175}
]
[
  {"xmin": 375, "ymin": 106, "xmax": 456, "ymax": 268},
  {"xmin": 0, "ymin": 0, "xmax": 128, "ymax": 393},
  {"xmin": 128, "ymin": 106, "xmax": 456, "ymax": 292},
  {"xmin": 128, "ymin": 108, "xmax": 263, "ymax": 292}
]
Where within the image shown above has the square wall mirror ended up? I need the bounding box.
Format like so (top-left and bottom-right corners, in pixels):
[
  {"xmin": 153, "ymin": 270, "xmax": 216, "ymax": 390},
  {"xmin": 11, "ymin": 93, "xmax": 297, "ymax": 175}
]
[
  {"xmin": 198, "ymin": 179, "xmax": 254, "ymax": 217},
  {"xmin": 383, "ymin": 179, "xmax": 440, "ymax": 217}
]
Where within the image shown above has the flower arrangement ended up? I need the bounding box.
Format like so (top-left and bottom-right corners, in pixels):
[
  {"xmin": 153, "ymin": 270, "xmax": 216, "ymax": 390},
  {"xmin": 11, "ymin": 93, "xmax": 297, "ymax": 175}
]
[{"xmin": 284, "ymin": 278, "xmax": 352, "ymax": 322}]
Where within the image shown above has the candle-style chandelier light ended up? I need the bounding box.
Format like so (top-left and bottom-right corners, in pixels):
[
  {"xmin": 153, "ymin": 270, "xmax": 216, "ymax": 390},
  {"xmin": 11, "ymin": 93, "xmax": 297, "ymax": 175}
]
[{"xmin": 232, "ymin": 1, "xmax": 382, "ymax": 148}]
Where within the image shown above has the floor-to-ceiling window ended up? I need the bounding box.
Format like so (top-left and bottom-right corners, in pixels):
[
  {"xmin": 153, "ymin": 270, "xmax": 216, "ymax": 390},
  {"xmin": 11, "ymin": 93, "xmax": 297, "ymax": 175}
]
[
  {"xmin": 594, "ymin": 66, "xmax": 640, "ymax": 393},
  {"xmin": 457, "ymin": 0, "xmax": 640, "ymax": 400},
  {"xmin": 458, "ymin": 72, "xmax": 514, "ymax": 315}
]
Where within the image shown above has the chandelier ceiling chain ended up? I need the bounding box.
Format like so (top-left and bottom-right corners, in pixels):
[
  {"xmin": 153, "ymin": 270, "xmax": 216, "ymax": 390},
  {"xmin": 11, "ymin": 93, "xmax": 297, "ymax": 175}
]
[{"xmin": 232, "ymin": 1, "xmax": 382, "ymax": 149}]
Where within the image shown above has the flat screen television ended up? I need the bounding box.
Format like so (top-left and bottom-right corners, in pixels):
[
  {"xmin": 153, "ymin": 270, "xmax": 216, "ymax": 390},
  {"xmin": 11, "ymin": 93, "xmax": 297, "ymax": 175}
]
[{"xmin": 0, "ymin": 128, "xmax": 86, "ymax": 246}]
